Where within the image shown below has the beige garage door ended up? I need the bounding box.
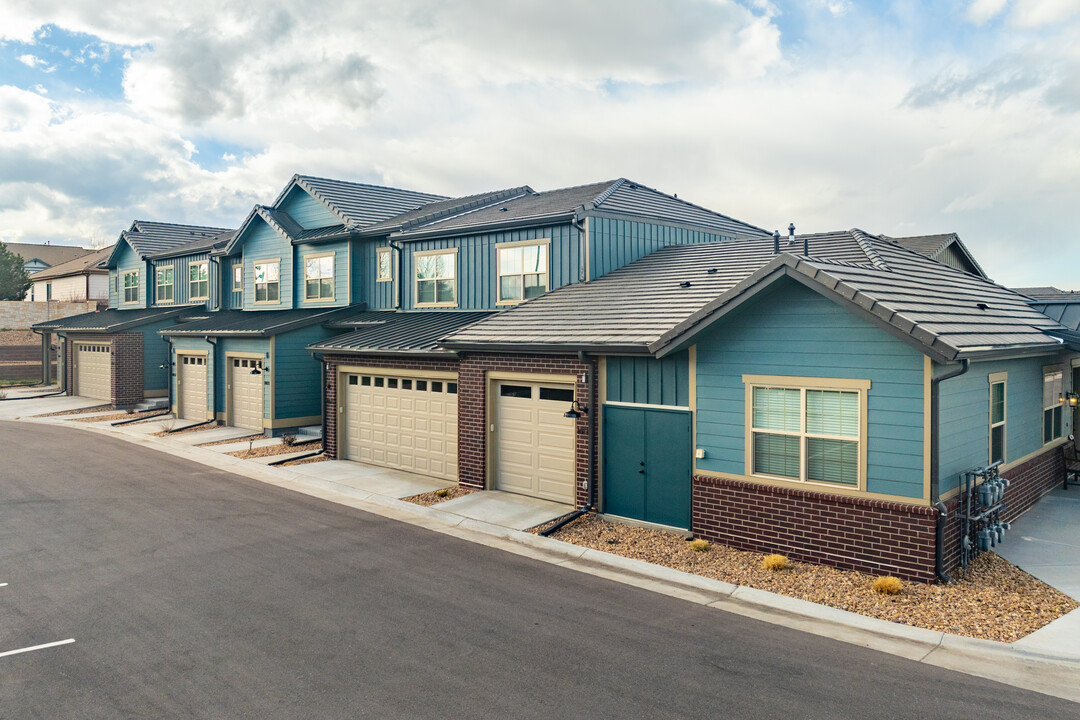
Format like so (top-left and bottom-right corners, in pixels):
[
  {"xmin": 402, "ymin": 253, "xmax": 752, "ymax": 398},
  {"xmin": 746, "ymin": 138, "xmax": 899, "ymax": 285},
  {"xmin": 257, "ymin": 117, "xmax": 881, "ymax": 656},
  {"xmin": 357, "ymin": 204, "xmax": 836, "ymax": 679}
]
[
  {"xmin": 74, "ymin": 342, "xmax": 111, "ymax": 401},
  {"xmin": 493, "ymin": 381, "xmax": 576, "ymax": 504},
  {"xmin": 342, "ymin": 372, "xmax": 458, "ymax": 480},
  {"xmin": 229, "ymin": 357, "xmax": 264, "ymax": 431},
  {"xmin": 177, "ymin": 355, "xmax": 208, "ymax": 421}
]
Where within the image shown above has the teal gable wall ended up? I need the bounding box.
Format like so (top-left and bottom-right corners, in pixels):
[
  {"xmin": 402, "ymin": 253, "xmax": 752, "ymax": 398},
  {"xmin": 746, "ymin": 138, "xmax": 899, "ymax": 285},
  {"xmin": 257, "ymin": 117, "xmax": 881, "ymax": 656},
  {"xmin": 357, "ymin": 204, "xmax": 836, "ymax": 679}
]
[
  {"xmin": 279, "ymin": 186, "xmax": 341, "ymax": 228},
  {"xmin": 295, "ymin": 241, "xmax": 351, "ymax": 307},
  {"xmin": 242, "ymin": 219, "xmax": 292, "ymax": 310},
  {"xmin": 272, "ymin": 324, "xmax": 333, "ymax": 422},
  {"xmin": 110, "ymin": 242, "xmax": 148, "ymax": 309},
  {"xmin": 938, "ymin": 355, "xmax": 1065, "ymax": 493},
  {"xmin": 606, "ymin": 352, "xmax": 690, "ymax": 407},
  {"xmin": 694, "ymin": 279, "xmax": 927, "ymax": 499},
  {"xmin": 150, "ymin": 253, "xmax": 210, "ymax": 307},
  {"xmin": 588, "ymin": 217, "xmax": 734, "ymax": 281}
]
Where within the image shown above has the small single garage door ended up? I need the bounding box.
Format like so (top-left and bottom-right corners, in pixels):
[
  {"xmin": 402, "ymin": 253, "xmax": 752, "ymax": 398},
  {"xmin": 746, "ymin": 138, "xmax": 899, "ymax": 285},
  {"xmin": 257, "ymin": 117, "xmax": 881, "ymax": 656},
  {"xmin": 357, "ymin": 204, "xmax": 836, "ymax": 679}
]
[
  {"xmin": 342, "ymin": 372, "xmax": 458, "ymax": 480},
  {"xmin": 177, "ymin": 355, "xmax": 208, "ymax": 421},
  {"xmin": 74, "ymin": 342, "xmax": 111, "ymax": 401},
  {"xmin": 493, "ymin": 381, "xmax": 576, "ymax": 504},
  {"xmin": 229, "ymin": 357, "xmax": 264, "ymax": 431}
]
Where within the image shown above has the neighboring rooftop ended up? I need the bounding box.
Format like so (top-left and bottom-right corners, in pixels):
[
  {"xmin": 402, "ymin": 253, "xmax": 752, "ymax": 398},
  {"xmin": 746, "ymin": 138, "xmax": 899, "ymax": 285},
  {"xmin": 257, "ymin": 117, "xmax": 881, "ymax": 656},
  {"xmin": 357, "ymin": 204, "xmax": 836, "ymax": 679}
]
[
  {"xmin": 310, "ymin": 310, "xmax": 495, "ymax": 356},
  {"xmin": 442, "ymin": 230, "xmax": 1061, "ymax": 362},
  {"xmin": 882, "ymin": 232, "xmax": 987, "ymax": 279},
  {"xmin": 28, "ymin": 245, "xmax": 114, "ymax": 280},
  {"xmin": 3, "ymin": 242, "xmax": 92, "ymax": 270},
  {"xmin": 1013, "ymin": 287, "xmax": 1080, "ymax": 303}
]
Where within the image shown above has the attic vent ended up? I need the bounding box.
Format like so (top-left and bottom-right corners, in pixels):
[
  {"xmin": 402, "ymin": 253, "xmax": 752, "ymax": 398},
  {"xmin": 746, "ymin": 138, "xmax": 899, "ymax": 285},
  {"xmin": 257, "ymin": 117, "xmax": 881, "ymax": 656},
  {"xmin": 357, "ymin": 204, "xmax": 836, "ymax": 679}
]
[
  {"xmin": 500, "ymin": 207, "xmax": 508, "ymax": 212},
  {"xmin": 976, "ymin": 302, "xmax": 990, "ymax": 310},
  {"xmin": 706, "ymin": 268, "xmax": 718, "ymax": 274},
  {"xmin": 628, "ymin": 183, "xmax": 639, "ymax": 190},
  {"xmin": 679, "ymin": 281, "xmax": 692, "ymax": 288}
]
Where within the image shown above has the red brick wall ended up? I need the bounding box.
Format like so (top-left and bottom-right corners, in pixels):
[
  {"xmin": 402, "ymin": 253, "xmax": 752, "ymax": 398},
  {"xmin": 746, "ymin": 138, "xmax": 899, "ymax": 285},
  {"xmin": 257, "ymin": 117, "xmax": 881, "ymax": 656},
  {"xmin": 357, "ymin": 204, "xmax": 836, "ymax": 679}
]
[
  {"xmin": 458, "ymin": 353, "xmax": 595, "ymax": 506},
  {"xmin": 110, "ymin": 332, "xmax": 144, "ymax": 407},
  {"xmin": 942, "ymin": 446, "xmax": 1064, "ymax": 574},
  {"xmin": 692, "ymin": 475, "xmax": 939, "ymax": 581}
]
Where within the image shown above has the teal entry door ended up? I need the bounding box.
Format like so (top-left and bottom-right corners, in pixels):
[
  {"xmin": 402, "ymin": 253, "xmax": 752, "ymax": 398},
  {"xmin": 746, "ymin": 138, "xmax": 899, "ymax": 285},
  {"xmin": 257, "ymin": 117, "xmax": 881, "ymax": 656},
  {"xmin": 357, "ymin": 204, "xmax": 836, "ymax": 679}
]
[{"xmin": 602, "ymin": 405, "xmax": 691, "ymax": 529}]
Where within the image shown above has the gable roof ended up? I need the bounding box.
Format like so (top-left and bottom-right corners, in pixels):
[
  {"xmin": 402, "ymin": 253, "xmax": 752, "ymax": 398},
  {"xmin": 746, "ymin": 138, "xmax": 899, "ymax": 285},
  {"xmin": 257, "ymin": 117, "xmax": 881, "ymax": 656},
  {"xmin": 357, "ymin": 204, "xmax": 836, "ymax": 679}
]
[
  {"xmin": 882, "ymin": 233, "xmax": 988, "ymax": 279},
  {"xmin": 441, "ymin": 230, "xmax": 1061, "ymax": 362},
  {"xmin": 274, "ymin": 174, "xmax": 448, "ymax": 228},
  {"xmin": 28, "ymin": 245, "xmax": 114, "ymax": 280},
  {"xmin": 390, "ymin": 178, "xmax": 770, "ymax": 241},
  {"xmin": 107, "ymin": 220, "xmax": 232, "ymax": 266},
  {"xmin": 3, "ymin": 242, "xmax": 92, "ymax": 269}
]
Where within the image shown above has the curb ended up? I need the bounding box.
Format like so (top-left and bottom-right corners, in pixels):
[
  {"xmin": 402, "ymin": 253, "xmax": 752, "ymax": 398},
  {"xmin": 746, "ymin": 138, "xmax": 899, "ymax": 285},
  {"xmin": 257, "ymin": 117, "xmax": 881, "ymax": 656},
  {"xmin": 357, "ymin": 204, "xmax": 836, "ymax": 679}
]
[{"xmin": 14, "ymin": 412, "xmax": 1080, "ymax": 703}]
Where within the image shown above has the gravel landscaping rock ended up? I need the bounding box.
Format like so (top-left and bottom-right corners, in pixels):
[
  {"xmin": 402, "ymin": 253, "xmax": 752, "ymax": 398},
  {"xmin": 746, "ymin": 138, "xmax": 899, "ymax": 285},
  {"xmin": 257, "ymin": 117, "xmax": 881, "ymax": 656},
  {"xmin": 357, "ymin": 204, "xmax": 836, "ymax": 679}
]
[
  {"xmin": 536, "ymin": 514, "xmax": 1077, "ymax": 643},
  {"xmin": 34, "ymin": 404, "xmax": 112, "ymax": 417},
  {"xmin": 69, "ymin": 410, "xmax": 164, "ymax": 424},
  {"xmin": 199, "ymin": 434, "xmax": 264, "ymax": 448},
  {"xmin": 403, "ymin": 487, "xmax": 476, "ymax": 506},
  {"xmin": 151, "ymin": 422, "xmax": 220, "ymax": 437},
  {"xmin": 227, "ymin": 441, "xmax": 321, "ymax": 459}
]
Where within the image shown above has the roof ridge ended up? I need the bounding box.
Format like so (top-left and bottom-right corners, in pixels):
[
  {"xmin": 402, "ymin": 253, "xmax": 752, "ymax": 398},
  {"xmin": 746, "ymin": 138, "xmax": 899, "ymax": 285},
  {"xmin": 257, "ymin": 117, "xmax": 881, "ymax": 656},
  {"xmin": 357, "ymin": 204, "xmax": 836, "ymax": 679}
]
[
  {"xmin": 591, "ymin": 178, "xmax": 626, "ymax": 207},
  {"xmin": 849, "ymin": 229, "xmax": 890, "ymax": 270},
  {"xmin": 602, "ymin": 178, "xmax": 771, "ymax": 236},
  {"xmin": 396, "ymin": 186, "xmax": 534, "ymax": 233}
]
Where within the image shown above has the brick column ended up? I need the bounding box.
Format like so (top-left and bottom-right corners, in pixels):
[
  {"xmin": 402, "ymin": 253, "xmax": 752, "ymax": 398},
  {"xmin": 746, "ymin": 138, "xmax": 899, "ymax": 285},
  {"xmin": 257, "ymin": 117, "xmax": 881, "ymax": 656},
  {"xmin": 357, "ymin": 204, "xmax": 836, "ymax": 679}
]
[{"xmin": 110, "ymin": 332, "xmax": 144, "ymax": 407}]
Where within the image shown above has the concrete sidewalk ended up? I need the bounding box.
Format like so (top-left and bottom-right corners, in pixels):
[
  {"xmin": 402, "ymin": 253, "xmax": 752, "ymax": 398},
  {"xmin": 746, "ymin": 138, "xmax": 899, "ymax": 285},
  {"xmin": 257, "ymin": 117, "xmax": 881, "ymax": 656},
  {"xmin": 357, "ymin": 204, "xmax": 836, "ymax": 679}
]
[{"xmin": 7, "ymin": 400, "xmax": 1080, "ymax": 704}]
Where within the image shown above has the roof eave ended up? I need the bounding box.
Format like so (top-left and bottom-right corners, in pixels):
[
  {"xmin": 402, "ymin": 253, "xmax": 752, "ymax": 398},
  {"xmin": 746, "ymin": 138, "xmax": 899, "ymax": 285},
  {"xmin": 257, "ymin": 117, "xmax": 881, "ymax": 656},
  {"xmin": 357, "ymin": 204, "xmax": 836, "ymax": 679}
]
[
  {"xmin": 306, "ymin": 346, "xmax": 460, "ymax": 358},
  {"xmin": 437, "ymin": 341, "xmax": 652, "ymax": 355},
  {"xmin": 955, "ymin": 342, "xmax": 1065, "ymax": 362}
]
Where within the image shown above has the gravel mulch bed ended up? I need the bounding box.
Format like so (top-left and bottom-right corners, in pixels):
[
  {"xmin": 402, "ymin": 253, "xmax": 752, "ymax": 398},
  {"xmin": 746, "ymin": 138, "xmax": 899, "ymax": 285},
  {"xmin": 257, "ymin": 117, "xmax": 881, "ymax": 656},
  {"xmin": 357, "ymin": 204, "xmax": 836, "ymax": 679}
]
[
  {"xmin": 227, "ymin": 441, "xmax": 321, "ymax": 459},
  {"xmin": 536, "ymin": 514, "xmax": 1077, "ymax": 643},
  {"xmin": 279, "ymin": 454, "xmax": 331, "ymax": 467},
  {"xmin": 151, "ymin": 422, "xmax": 220, "ymax": 437},
  {"xmin": 402, "ymin": 486, "xmax": 476, "ymax": 506},
  {"xmin": 34, "ymin": 404, "xmax": 112, "ymax": 417},
  {"xmin": 198, "ymin": 434, "xmax": 264, "ymax": 448},
  {"xmin": 69, "ymin": 410, "xmax": 164, "ymax": 424}
]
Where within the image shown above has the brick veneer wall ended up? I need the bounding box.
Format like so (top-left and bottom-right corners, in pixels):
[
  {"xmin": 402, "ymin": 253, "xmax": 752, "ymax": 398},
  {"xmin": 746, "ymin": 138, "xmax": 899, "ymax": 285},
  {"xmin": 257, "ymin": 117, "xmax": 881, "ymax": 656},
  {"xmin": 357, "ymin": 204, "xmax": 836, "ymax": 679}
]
[
  {"xmin": 110, "ymin": 332, "xmax": 143, "ymax": 407},
  {"xmin": 458, "ymin": 353, "xmax": 595, "ymax": 507},
  {"xmin": 692, "ymin": 475, "xmax": 939, "ymax": 581},
  {"xmin": 942, "ymin": 445, "xmax": 1064, "ymax": 574}
]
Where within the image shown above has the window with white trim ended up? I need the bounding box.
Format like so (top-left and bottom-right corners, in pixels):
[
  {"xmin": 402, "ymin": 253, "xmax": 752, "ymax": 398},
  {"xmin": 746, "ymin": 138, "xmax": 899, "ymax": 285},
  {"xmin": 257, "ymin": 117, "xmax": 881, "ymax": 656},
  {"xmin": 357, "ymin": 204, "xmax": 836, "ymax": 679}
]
[
  {"xmin": 232, "ymin": 265, "xmax": 242, "ymax": 292},
  {"xmin": 497, "ymin": 242, "xmax": 548, "ymax": 303},
  {"xmin": 415, "ymin": 251, "xmax": 456, "ymax": 306},
  {"xmin": 749, "ymin": 383, "xmax": 862, "ymax": 487},
  {"xmin": 189, "ymin": 261, "xmax": 209, "ymax": 300},
  {"xmin": 304, "ymin": 255, "xmax": 334, "ymax": 300},
  {"xmin": 254, "ymin": 261, "xmax": 280, "ymax": 303},
  {"xmin": 155, "ymin": 267, "xmax": 174, "ymax": 303},
  {"xmin": 123, "ymin": 270, "xmax": 139, "ymax": 303},
  {"xmin": 990, "ymin": 377, "xmax": 1006, "ymax": 464},
  {"xmin": 1043, "ymin": 369, "xmax": 1064, "ymax": 444},
  {"xmin": 377, "ymin": 247, "xmax": 393, "ymax": 282}
]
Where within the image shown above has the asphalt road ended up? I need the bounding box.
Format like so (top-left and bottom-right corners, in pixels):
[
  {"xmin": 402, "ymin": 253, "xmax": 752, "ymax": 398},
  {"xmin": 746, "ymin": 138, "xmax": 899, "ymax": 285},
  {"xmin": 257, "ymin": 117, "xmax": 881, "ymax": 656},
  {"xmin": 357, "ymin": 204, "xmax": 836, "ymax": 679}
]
[{"xmin": 1, "ymin": 421, "xmax": 1077, "ymax": 719}]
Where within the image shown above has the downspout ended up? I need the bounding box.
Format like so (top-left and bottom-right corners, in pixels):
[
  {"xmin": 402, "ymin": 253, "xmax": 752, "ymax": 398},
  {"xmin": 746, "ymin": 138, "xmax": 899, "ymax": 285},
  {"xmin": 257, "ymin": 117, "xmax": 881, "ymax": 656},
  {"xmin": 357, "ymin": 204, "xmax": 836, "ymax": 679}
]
[
  {"xmin": 541, "ymin": 350, "xmax": 597, "ymax": 536},
  {"xmin": 315, "ymin": 351, "xmax": 327, "ymax": 454},
  {"xmin": 389, "ymin": 239, "xmax": 404, "ymax": 310},
  {"xmin": 571, "ymin": 215, "xmax": 587, "ymax": 283},
  {"xmin": 930, "ymin": 357, "xmax": 970, "ymax": 583}
]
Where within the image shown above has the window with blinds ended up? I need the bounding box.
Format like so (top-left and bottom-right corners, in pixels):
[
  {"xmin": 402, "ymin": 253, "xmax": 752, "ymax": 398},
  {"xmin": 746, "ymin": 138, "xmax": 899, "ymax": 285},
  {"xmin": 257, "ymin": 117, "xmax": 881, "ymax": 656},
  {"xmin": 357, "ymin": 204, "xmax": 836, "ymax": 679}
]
[
  {"xmin": 751, "ymin": 384, "xmax": 861, "ymax": 487},
  {"xmin": 1043, "ymin": 369, "xmax": 1064, "ymax": 445}
]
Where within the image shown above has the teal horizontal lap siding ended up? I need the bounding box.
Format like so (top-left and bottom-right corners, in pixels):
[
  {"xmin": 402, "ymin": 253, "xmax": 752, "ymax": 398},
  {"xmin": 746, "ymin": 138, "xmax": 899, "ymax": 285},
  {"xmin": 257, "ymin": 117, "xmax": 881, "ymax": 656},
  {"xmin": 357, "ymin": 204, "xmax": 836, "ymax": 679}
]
[
  {"xmin": 588, "ymin": 217, "xmax": 734, "ymax": 281},
  {"xmin": 216, "ymin": 338, "xmax": 271, "ymax": 417},
  {"xmin": 401, "ymin": 223, "xmax": 580, "ymax": 310},
  {"xmin": 606, "ymin": 352, "xmax": 689, "ymax": 407},
  {"xmin": 171, "ymin": 336, "xmax": 215, "ymax": 416},
  {"xmin": 242, "ymin": 219, "xmax": 292, "ymax": 310},
  {"xmin": 272, "ymin": 324, "xmax": 333, "ymax": 423},
  {"xmin": 694, "ymin": 278, "xmax": 926, "ymax": 499},
  {"xmin": 150, "ymin": 252, "xmax": 210, "ymax": 307},
  {"xmin": 295, "ymin": 241, "xmax": 350, "ymax": 308},
  {"xmin": 359, "ymin": 240, "xmax": 395, "ymax": 310},
  {"xmin": 938, "ymin": 356, "xmax": 1064, "ymax": 494},
  {"xmin": 111, "ymin": 243, "xmax": 148, "ymax": 309},
  {"xmin": 279, "ymin": 186, "xmax": 341, "ymax": 228}
]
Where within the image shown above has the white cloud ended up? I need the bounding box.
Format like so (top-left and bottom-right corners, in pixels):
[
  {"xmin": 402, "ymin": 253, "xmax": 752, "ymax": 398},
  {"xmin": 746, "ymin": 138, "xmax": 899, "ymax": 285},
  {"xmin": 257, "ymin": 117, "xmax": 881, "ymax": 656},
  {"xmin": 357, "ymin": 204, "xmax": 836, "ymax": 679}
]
[
  {"xmin": 965, "ymin": 0, "xmax": 1010, "ymax": 25},
  {"xmin": 1009, "ymin": 0, "xmax": 1080, "ymax": 27},
  {"xmin": 17, "ymin": 53, "xmax": 48, "ymax": 68}
]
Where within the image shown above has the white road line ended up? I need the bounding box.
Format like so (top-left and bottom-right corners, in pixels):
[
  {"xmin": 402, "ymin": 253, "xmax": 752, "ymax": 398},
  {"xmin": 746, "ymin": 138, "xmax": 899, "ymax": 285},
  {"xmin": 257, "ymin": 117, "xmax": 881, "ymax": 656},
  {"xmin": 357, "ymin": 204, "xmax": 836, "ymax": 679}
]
[
  {"xmin": 0, "ymin": 583, "xmax": 7, "ymax": 587},
  {"xmin": 0, "ymin": 639, "xmax": 75, "ymax": 658}
]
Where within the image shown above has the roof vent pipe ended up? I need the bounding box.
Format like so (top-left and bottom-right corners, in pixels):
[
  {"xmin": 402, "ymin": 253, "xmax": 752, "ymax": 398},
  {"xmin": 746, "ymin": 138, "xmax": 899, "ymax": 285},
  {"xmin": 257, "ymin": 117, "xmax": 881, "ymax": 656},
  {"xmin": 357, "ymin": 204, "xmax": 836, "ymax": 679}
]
[
  {"xmin": 788, "ymin": 222, "xmax": 795, "ymax": 243},
  {"xmin": 773, "ymin": 230, "xmax": 780, "ymax": 254}
]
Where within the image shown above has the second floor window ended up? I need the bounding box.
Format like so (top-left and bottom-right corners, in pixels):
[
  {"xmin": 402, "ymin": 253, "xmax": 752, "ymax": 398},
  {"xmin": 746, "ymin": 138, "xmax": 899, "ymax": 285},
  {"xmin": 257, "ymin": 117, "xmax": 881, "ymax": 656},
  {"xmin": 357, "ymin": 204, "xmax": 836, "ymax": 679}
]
[
  {"xmin": 497, "ymin": 243, "xmax": 548, "ymax": 303},
  {"xmin": 189, "ymin": 261, "xmax": 209, "ymax": 300},
  {"xmin": 377, "ymin": 247, "xmax": 393, "ymax": 282},
  {"xmin": 304, "ymin": 255, "xmax": 334, "ymax": 300},
  {"xmin": 232, "ymin": 265, "xmax": 242, "ymax": 292},
  {"xmin": 415, "ymin": 251, "xmax": 456, "ymax": 306},
  {"xmin": 123, "ymin": 270, "xmax": 139, "ymax": 303},
  {"xmin": 254, "ymin": 261, "xmax": 280, "ymax": 303},
  {"xmin": 156, "ymin": 267, "xmax": 174, "ymax": 303}
]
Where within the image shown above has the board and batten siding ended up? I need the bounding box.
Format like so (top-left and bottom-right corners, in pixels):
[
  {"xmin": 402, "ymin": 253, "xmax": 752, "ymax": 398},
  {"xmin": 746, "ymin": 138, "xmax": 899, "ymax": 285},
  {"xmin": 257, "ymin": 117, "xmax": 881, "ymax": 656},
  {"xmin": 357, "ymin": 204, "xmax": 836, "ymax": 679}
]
[
  {"xmin": 223, "ymin": 257, "xmax": 243, "ymax": 309},
  {"xmin": 242, "ymin": 220, "xmax": 292, "ymax": 310},
  {"xmin": 400, "ymin": 223, "xmax": 581, "ymax": 310},
  {"xmin": 294, "ymin": 240, "xmax": 350, "ymax": 308},
  {"xmin": 272, "ymin": 325, "xmax": 333, "ymax": 423},
  {"xmin": 150, "ymin": 252, "xmax": 210, "ymax": 307},
  {"xmin": 216, "ymin": 338, "xmax": 271, "ymax": 416},
  {"xmin": 136, "ymin": 317, "xmax": 179, "ymax": 394},
  {"xmin": 588, "ymin": 217, "xmax": 734, "ymax": 281},
  {"xmin": 937, "ymin": 356, "xmax": 1065, "ymax": 494},
  {"xmin": 606, "ymin": 352, "xmax": 690, "ymax": 407},
  {"xmin": 110, "ymin": 242, "xmax": 148, "ymax": 309},
  {"xmin": 358, "ymin": 239, "xmax": 395, "ymax": 310},
  {"xmin": 171, "ymin": 336, "xmax": 215, "ymax": 416},
  {"xmin": 693, "ymin": 279, "xmax": 927, "ymax": 499},
  {"xmin": 278, "ymin": 186, "xmax": 341, "ymax": 229}
]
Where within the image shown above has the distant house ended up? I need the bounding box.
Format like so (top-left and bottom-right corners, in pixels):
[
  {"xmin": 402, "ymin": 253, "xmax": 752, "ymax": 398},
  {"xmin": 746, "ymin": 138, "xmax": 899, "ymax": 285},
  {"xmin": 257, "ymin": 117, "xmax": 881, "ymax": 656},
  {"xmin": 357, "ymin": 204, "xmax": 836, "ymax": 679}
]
[
  {"xmin": 25, "ymin": 245, "xmax": 114, "ymax": 302},
  {"xmin": 3, "ymin": 242, "xmax": 93, "ymax": 275},
  {"xmin": 883, "ymin": 233, "xmax": 987, "ymax": 278}
]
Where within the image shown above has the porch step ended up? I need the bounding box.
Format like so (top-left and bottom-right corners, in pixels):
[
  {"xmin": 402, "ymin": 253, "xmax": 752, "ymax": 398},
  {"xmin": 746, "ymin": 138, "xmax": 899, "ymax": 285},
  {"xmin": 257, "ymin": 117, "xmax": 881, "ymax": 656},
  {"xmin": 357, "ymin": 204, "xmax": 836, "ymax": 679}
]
[
  {"xmin": 134, "ymin": 398, "xmax": 170, "ymax": 412},
  {"xmin": 295, "ymin": 425, "xmax": 322, "ymax": 441}
]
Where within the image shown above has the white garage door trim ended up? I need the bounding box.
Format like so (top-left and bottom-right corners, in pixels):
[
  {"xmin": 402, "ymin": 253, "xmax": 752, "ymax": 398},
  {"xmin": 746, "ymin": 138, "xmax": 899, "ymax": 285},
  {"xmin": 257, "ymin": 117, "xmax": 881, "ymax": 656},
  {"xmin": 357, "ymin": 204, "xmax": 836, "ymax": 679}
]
[
  {"xmin": 177, "ymin": 353, "xmax": 209, "ymax": 421},
  {"xmin": 340, "ymin": 369, "xmax": 459, "ymax": 481},
  {"xmin": 74, "ymin": 341, "xmax": 111, "ymax": 402},
  {"xmin": 228, "ymin": 356, "xmax": 265, "ymax": 431},
  {"xmin": 491, "ymin": 378, "xmax": 577, "ymax": 504}
]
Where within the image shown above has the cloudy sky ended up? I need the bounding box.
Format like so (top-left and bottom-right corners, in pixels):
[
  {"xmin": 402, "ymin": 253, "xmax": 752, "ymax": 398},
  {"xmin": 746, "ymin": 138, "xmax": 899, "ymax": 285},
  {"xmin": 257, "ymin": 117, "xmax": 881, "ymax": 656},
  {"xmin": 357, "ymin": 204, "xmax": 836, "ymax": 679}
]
[{"xmin": 0, "ymin": 0, "xmax": 1077, "ymax": 287}]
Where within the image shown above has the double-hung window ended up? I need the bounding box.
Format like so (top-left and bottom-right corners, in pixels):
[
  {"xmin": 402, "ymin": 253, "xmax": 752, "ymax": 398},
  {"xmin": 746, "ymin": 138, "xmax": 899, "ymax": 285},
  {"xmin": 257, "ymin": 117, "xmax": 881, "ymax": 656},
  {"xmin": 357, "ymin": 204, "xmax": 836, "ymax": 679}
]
[
  {"xmin": 254, "ymin": 261, "xmax": 280, "ymax": 303},
  {"xmin": 497, "ymin": 241, "xmax": 548, "ymax": 303},
  {"xmin": 123, "ymin": 270, "xmax": 139, "ymax": 304},
  {"xmin": 155, "ymin": 267, "xmax": 174, "ymax": 303},
  {"xmin": 1043, "ymin": 369, "xmax": 1064, "ymax": 444},
  {"xmin": 189, "ymin": 261, "xmax": 209, "ymax": 301},
  {"xmin": 376, "ymin": 247, "xmax": 393, "ymax": 282},
  {"xmin": 415, "ymin": 250, "xmax": 456, "ymax": 306},
  {"xmin": 747, "ymin": 377, "xmax": 866, "ymax": 488},
  {"xmin": 304, "ymin": 255, "xmax": 334, "ymax": 300},
  {"xmin": 989, "ymin": 374, "xmax": 1006, "ymax": 464}
]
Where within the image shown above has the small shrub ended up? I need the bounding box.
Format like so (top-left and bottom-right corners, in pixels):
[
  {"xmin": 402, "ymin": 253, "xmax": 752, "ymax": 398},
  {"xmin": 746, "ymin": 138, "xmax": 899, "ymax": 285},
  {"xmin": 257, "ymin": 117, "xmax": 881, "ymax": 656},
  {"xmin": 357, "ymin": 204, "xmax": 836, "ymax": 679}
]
[
  {"xmin": 762, "ymin": 554, "xmax": 790, "ymax": 571},
  {"xmin": 281, "ymin": 433, "xmax": 297, "ymax": 447},
  {"xmin": 872, "ymin": 576, "xmax": 903, "ymax": 595},
  {"xmin": 435, "ymin": 488, "xmax": 451, "ymax": 498},
  {"xmin": 160, "ymin": 419, "xmax": 176, "ymax": 433},
  {"xmin": 0, "ymin": 389, "xmax": 7, "ymax": 400},
  {"xmin": 689, "ymin": 538, "xmax": 710, "ymax": 552}
]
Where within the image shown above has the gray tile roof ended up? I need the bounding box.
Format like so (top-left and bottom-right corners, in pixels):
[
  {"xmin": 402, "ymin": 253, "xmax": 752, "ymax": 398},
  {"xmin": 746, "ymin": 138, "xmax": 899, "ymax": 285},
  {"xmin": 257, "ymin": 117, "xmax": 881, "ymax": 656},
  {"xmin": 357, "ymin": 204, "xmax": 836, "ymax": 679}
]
[
  {"xmin": 441, "ymin": 230, "xmax": 1062, "ymax": 362},
  {"xmin": 32, "ymin": 307, "xmax": 190, "ymax": 333},
  {"xmin": 290, "ymin": 175, "xmax": 448, "ymax": 228},
  {"xmin": 358, "ymin": 187, "xmax": 534, "ymax": 236},
  {"xmin": 147, "ymin": 229, "xmax": 237, "ymax": 260},
  {"xmin": 1013, "ymin": 287, "xmax": 1080, "ymax": 303},
  {"xmin": 882, "ymin": 232, "xmax": 987, "ymax": 278},
  {"xmin": 160, "ymin": 306, "xmax": 364, "ymax": 337},
  {"xmin": 309, "ymin": 311, "xmax": 494, "ymax": 356},
  {"xmin": 120, "ymin": 220, "xmax": 232, "ymax": 259},
  {"xmin": 29, "ymin": 245, "xmax": 114, "ymax": 279},
  {"xmin": 392, "ymin": 178, "xmax": 770, "ymax": 241}
]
